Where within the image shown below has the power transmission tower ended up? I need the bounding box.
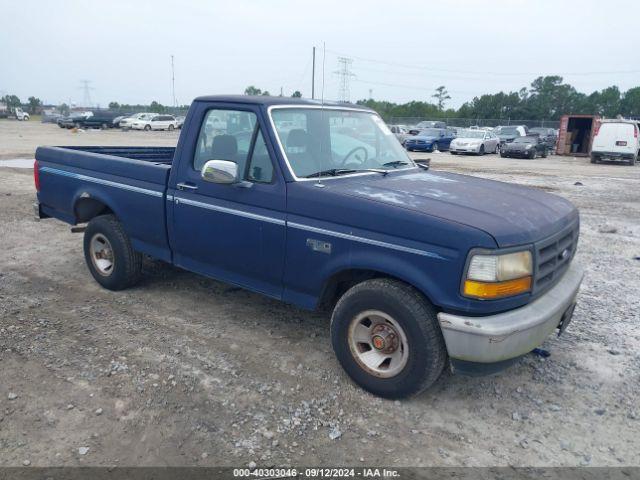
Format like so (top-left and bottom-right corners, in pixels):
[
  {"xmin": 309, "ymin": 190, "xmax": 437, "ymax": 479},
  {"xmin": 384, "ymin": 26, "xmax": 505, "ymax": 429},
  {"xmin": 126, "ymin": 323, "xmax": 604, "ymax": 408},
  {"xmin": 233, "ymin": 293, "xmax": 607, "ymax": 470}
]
[
  {"xmin": 334, "ymin": 57, "xmax": 355, "ymax": 103},
  {"xmin": 79, "ymin": 80, "xmax": 94, "ymax": 108}
]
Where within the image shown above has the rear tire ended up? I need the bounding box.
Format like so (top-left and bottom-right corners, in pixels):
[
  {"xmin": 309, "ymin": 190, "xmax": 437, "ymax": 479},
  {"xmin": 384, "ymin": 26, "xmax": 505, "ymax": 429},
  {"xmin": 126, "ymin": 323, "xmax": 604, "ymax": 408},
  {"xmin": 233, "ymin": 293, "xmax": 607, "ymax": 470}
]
[
  {"xmin": 330, "ymin": 278, "xmax": 447, "ymax": 399},
  {"xmin": 83, "ymin": 214, "xmax": 142, "ymax": 291},
  {"xmin": 432, "ymin": 142, "xmax": 439, "ymax": 152}
]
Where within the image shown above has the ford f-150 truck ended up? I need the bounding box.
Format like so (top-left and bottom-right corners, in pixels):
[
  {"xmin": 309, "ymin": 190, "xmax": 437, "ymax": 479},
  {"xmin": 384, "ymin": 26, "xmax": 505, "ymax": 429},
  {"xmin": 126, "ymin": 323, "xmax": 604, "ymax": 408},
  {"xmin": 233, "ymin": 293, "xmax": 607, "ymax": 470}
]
[{"xmin": 34, "ymin": 95, "xmax": 584, "ymax": 398}]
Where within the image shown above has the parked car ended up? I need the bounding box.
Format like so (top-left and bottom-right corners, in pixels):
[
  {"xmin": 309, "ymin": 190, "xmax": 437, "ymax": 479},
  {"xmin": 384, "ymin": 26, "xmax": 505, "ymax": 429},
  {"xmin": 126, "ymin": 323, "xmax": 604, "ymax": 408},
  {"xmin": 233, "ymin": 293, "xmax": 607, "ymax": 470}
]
[
  {"xmin": 175, "ymin": 115, "xmax": 186, "ymax": 129},
  {"xmin": 495, "ymin": 125, "xmax": 527, "ymax": 146},
  {"xmin": 590, "ymin": 120, "xmax": 638, "ymax": 165},
  {"xmin": 112, "ymin": 114, "xmax": 134, "ymax": 128},
  {"xmin": 57, "ymin": 111, "xmax": 93, "ymax": 129},
  {"xmin": 408, "ymin": 120, "xmax": 447, "ymax": 135},
  {"xmin": 34, "ymin": 95, "xmax": 583, "ymax": 399},
  {"xmin": 119, "ymin": 113, "xmax": 154, "ymax": 130},
  {"xmin": 131, "ymin": 114, "xmax": 179, "ymax": 131},
  {"xmin": 78, "ymin": 111, "xmax": 120, "ymax": 129},
  {"xmin": 388, "ymin": 124, "xmax": 410, "ymax": 145},
  {"xmin": 405, "ymin": 128, "xmax": 456, "ymax": 152},
  {"xmin": 41, "ymin": 112, "xmax": 64, "ymax": 124},
  {"xmin": 449, "ymin": 129, "xmax": 500, "ymax": 155},
  {"xmin": 529, "ymin": 127, "xmax": 558, "ymax": 151},
  {"xmin": 500, "ymin": 135, "xmax": 548, "ymax": 159}
]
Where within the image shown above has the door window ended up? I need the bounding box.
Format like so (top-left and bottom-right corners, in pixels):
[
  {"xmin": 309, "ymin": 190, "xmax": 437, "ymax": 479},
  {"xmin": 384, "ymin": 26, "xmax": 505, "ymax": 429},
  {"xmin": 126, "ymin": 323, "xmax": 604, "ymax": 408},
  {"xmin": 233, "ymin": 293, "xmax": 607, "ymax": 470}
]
[{"xmin": 194, "ymin": 109, "xmax": 273, "ymax": 183}]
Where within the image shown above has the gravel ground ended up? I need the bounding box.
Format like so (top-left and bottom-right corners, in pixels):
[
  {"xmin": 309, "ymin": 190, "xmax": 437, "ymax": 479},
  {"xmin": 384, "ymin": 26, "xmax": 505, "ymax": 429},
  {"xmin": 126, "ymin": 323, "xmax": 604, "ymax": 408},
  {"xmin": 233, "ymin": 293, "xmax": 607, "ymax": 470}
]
[{"xmin": 0, "ymin": 121, "xmax": 639, "ymax": 468}]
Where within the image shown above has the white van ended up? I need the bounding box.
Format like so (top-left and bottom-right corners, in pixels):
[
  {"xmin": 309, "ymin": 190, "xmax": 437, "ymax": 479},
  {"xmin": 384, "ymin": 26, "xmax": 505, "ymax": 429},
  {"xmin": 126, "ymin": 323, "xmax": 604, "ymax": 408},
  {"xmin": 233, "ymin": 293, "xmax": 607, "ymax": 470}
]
[{"xmin": 591, "ymin": 120, "xmax": 639, "ymax": 165}]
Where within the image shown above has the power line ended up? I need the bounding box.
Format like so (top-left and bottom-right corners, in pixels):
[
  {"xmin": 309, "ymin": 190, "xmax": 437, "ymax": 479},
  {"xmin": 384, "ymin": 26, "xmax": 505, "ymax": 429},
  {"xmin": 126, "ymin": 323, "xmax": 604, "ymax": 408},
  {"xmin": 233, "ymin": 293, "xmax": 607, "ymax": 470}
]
[
  {"xmin": 326, "ymin": 49, "xmax": 640, "ymax": 77},
  {"xmin": 334, "ymin": 56, "xmax": 355, "ymax": 102}
]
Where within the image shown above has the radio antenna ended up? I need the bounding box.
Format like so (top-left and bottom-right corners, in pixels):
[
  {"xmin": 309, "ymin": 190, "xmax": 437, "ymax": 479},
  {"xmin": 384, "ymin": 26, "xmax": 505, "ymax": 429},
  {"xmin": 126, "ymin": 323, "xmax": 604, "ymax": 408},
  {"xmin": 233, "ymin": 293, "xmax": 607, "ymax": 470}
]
[{"xmin": 316, "ymin": 42, "xmax": 327, "ymax": 187}]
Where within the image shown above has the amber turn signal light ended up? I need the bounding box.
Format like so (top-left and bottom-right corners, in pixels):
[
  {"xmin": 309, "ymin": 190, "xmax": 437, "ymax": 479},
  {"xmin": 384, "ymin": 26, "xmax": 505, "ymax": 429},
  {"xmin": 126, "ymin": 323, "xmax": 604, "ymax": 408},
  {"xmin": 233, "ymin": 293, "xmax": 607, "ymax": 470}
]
[{"xmin": 463, "ymin": 276, "xmax": 532, "ymax": 300}]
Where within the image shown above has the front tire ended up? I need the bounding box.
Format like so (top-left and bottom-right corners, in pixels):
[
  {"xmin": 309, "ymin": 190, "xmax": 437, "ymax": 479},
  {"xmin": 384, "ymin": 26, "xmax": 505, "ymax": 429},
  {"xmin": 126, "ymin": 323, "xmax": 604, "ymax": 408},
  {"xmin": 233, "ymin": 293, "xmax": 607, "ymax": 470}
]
[
  {"xmin": 144, "ymin": 124, "xmax": 151, "ymax": 131},
  {"xmin": 83, "ymin": 214, "xmax": 142, "ymax": 291},
  {"xmin": 168, "ymin": 124, "xmax": 175, "ymax": 131},
  {"xmin": 478, "ymin": 145, "xmax": 485, "ymax": 156},
  {"xmin": 330, "ymin": 279, "xmax": 447, "ymax": 399}
]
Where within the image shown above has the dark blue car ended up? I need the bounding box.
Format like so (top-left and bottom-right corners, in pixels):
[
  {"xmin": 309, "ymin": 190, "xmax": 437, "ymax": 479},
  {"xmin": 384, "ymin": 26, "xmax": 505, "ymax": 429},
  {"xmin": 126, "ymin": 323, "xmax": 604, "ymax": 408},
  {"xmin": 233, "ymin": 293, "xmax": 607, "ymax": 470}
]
[
  {"xmin": 34, "ymin": 95, "xmax": 583, "ymax": 399},
  {"xmin": 405, "ymin": 128, "xmax": 456, "ymax": 152}
]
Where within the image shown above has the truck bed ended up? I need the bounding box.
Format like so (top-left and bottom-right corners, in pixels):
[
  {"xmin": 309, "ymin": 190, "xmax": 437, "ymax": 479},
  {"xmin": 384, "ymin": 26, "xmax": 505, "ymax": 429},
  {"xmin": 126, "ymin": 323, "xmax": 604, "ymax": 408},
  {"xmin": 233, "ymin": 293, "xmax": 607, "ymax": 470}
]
[{"xmin": 36, "ymin": 145, "xmax": 174, "ymax": 262}]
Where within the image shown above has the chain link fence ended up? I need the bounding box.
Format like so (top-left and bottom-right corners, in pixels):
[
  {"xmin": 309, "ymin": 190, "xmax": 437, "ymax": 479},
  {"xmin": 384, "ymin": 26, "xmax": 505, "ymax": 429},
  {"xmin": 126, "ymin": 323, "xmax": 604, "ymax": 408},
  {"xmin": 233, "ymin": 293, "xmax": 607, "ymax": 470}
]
[{"xmin": 389, "ymin": 117, "xmax": 560, "ymax": 129}]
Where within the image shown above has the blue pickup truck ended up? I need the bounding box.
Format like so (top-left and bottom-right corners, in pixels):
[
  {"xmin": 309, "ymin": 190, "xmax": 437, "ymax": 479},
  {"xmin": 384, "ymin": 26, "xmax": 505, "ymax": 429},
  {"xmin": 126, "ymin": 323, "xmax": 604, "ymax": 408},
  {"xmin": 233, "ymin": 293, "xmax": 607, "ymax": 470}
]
[{"xmin": 34, "ymin": 95, "xmax": 584, "ymax": 398}]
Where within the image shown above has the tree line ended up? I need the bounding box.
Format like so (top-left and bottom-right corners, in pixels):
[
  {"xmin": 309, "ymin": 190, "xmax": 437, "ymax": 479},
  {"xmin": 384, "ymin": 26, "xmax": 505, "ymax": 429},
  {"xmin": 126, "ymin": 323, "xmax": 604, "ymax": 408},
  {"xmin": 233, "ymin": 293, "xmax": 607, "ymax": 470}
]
[
  {"xmin": 357, "ymin": 76, "xmax": 640, "ymax": 121},
  {"xmin": 4, "ymin": 76, "xmax": 639, "ymax": 121}
]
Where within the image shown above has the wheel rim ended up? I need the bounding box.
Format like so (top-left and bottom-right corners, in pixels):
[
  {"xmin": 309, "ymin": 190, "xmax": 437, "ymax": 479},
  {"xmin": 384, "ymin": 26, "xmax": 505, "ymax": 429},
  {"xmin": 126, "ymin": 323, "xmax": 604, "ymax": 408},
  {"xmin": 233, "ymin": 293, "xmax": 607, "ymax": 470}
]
[
  {"xmin": 348, "ymin": 310, "xmax": 409, "ymax": 378},
  {"xmin": 89, "ymin": 233, "xmax": 115, "ymax": 276}
]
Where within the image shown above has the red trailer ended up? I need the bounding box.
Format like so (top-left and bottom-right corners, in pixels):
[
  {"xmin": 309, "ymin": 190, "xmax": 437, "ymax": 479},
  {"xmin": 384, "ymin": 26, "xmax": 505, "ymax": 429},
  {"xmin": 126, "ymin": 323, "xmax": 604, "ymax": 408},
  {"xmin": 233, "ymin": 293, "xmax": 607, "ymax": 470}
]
[{"xmin": 556, "ymin": 114, "xmax": 600, "ymax": 156}]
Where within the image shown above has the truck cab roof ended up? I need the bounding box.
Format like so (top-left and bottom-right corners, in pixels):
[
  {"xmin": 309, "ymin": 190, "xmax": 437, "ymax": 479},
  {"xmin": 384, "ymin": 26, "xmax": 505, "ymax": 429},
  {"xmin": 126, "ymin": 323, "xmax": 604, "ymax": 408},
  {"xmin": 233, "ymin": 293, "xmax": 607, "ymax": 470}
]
[{"xmin": 193, "ymin": 95, "xmax": 373, "ymax": 111}]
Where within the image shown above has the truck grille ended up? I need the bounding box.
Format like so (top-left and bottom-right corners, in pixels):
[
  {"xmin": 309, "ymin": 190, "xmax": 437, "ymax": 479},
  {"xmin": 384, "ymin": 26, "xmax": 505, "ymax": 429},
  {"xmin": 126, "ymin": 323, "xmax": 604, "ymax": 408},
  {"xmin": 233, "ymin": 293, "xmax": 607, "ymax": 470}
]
[{"xmin": 533, "ymin": 220, "xmax": 579, "ymax": 295}]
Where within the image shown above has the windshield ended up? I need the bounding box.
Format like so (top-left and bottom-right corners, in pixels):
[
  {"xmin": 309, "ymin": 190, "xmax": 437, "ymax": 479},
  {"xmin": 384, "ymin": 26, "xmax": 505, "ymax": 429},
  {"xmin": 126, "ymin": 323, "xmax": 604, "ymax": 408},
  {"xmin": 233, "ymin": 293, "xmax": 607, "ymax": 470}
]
[
  {"xmin": 271, "ymin": 108, "xmax": 414, "ymax": 179},
  {"xmin": 417, "ymin": 128, "xmax": 441, "ymax": 137},
  {"xmin": 499, "ymin": 127, "xmax": 519, "ymax": 135},
  {"xmin": 457, "ymin": 130, "xmax": 485, "ymax": 138}
]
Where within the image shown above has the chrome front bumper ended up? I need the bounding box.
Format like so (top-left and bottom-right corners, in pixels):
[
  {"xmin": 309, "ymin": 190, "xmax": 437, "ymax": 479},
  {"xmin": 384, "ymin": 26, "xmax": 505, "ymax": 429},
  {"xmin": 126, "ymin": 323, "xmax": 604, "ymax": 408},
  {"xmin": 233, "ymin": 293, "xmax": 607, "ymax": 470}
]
[{"xmin": 437, "ymin": 262, "xmax": 584, "ymax": 363}]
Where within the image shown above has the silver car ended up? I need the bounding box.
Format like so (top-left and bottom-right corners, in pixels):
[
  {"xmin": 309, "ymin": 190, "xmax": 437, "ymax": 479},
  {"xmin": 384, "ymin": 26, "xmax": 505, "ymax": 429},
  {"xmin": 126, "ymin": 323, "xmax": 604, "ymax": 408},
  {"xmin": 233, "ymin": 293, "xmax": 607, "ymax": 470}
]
[
  {"xmin": 449, "ymin": 129, "xmax": 500, "ymax": 155},
  {"xmin": 388, "ymin": 124, "xmax": 410, "ymax": 145}
]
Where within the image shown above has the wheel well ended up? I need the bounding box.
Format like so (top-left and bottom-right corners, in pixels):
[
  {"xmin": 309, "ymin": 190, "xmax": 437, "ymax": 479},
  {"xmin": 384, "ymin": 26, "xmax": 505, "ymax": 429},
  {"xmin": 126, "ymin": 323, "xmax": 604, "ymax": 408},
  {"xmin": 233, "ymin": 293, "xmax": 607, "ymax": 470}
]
[
  {"xmin": 318, "ymin": 269, "xmax": 419, "ymax": 311},
  {"xmin": 74, "ymin": 197, "xmax": 113, "ymax": 223}
]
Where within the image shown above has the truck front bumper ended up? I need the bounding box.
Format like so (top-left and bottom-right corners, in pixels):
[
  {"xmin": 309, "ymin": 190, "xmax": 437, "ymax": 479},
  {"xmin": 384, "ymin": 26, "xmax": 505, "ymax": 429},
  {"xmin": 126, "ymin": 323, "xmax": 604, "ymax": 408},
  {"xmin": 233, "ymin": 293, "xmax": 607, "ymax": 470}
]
[{"xmin": 437, "ymin": 262, "xmax": 584, "ymax": 366}]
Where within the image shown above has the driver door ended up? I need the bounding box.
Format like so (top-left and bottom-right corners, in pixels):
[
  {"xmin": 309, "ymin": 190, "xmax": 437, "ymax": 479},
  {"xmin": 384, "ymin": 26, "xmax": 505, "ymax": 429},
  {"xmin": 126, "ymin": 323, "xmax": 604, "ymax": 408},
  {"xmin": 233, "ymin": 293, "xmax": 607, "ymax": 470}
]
[{"xmin": 169, "ymin": 104, "xmax": 287, "ymax": 298}]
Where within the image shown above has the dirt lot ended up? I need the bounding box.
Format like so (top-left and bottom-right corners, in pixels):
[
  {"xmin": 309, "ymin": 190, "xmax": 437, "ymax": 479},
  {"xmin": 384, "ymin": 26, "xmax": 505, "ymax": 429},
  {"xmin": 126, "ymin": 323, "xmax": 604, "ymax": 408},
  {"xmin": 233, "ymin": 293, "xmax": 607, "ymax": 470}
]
[{"xmin": 1, "ymin": 121, "xmax": 639, "ymax": 468}]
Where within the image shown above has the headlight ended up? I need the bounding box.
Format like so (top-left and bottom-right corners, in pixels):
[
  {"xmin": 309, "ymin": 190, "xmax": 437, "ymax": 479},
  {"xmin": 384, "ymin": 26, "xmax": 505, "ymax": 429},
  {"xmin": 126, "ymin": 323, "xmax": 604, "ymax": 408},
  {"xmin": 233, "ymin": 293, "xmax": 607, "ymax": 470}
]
[
  {"xmin": 525, "ymin": 145, "xmax": 533, "ymax": 149},
  {"xmin": 463, "ymin": 250, "xmax": 532, "ymax": 299}
]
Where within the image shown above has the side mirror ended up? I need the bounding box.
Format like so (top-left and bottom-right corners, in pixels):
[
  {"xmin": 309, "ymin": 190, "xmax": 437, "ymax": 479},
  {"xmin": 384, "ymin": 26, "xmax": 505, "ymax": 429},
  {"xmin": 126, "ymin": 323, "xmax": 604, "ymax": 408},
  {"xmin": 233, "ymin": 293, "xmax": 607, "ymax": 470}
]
[{"xmin": 201, "ymin": 159, "xmax": 238, "ymax": 184}]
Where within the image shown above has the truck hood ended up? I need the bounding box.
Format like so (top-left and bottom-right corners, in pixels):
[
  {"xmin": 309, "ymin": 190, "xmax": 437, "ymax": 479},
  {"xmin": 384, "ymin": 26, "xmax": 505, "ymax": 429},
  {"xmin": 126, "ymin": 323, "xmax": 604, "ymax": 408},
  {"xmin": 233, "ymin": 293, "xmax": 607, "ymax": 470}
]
[{"xmin": 328, "ymin": 169, "xmax": 577, "ymax": 247}]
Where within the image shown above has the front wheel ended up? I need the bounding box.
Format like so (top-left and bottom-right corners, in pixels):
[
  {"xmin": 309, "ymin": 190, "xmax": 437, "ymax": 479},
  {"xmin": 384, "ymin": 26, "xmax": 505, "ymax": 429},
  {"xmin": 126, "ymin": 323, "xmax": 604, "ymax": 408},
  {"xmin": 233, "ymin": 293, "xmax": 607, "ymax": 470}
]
[
  {"xmin": 83, "ymin": 214, "xmax": 142, "ymax": 291},
  {"xmin": 478, "ymin": 145, "xmax": 485, "ymax": 156},
  {"xmin": 168, "ymin": 124, "xmax": 175, "ymax": 131},
  {"xmin": 144, "ymin": 124, "xmax": 151, "ymax": 131},
  {"xmin": 330, "ymin": 279, "xmax": 447, "ymax": 399}
]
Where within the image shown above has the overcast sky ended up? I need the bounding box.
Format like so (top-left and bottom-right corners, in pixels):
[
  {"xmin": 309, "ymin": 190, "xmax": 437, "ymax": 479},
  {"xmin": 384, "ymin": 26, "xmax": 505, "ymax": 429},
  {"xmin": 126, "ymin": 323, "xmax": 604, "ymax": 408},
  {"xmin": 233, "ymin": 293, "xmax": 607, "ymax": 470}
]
[{"xmin": 1, "ymin": 0, "xmax": 638, "ymax": 109}]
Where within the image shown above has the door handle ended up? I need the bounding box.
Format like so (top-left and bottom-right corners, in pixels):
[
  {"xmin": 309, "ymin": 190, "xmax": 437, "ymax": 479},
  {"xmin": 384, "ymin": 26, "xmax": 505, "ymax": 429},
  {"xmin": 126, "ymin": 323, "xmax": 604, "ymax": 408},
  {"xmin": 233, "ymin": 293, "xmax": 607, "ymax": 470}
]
[{"xmin": 176, "ymin": 182, "xmax": 198, "ymax": 191}]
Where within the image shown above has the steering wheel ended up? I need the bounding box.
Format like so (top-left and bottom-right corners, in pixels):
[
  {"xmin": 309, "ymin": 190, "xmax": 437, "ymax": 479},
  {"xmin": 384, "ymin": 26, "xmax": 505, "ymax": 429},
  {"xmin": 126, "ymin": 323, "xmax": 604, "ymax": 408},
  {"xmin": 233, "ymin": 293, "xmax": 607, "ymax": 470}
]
[{"xmin": 339, "ymin": 146, "xmax": 369, "ymax": 167}]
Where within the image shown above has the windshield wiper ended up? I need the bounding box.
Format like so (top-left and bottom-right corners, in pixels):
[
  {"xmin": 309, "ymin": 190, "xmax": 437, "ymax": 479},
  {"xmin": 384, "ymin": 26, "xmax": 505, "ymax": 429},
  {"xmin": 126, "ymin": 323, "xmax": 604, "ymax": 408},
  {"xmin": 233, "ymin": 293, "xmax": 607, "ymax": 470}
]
[
  {"xmin": 304, "ymin": 168, "xmax": 389, "ymax": 178},
  {"xmin": 382, "ymin": 160, "xmax": 410, "ymax": 168},
  {"xmin": 304, "ymin": 168, "xmax": 356, "ymax": 178}
]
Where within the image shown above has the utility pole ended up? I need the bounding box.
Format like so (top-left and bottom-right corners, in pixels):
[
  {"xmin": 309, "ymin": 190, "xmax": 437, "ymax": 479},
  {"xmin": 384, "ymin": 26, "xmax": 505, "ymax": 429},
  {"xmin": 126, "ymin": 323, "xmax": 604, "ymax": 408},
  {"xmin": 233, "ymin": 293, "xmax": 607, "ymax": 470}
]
[
  {"xmin": 334, "ymin": 56, "xmax": 355, "ymax": 103},
  {"xmin": 311, "ymin": 47, "xmax": 316, "ymax": 100},
  {"xmin": 171, "ymin": 55, "xmax": 177, "ymax": 107}
]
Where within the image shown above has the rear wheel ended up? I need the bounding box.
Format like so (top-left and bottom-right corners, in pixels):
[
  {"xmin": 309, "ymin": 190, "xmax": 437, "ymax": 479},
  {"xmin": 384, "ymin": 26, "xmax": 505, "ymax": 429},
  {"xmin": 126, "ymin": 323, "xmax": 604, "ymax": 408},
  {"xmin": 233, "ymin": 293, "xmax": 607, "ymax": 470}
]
[
  {"xmin": 528, "ymin": 150, "xmax": 536, "ymax": 159},
  {"xmin": 628, "ymin": 157, "xmax": 637, "ymax": 166},
  {"xmin": 101, "ymin": 123, "xmax": 108, "ymax": 130},
  {"xmin": 541, "ymin": 148, "xmax": 548, "ymax": 158},
  {"xmin": 83, "ymin": 214, "xmax": 142, "ymax": 291},
  {"xmin": 330, "ymin": 278, "xmax": 447, "ymax": 399},
  {"xmin": 432, "ymin": 142, "xmax": 439, "ymax": 152}
]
